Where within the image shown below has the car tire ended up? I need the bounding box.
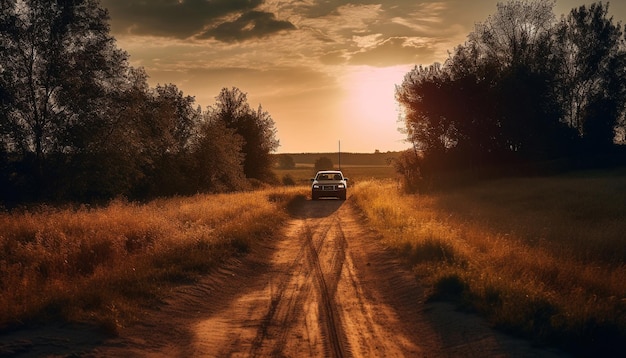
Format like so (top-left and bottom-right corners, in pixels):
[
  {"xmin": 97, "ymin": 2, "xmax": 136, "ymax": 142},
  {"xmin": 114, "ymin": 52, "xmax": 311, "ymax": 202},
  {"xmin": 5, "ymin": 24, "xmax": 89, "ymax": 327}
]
[
  {"xmin": 340, "ymin": 192, "xmax": 346, "ymax": 200},
  {"xmin": 312, "ymin": 193, "xmax": 319, "ymax": 200}
]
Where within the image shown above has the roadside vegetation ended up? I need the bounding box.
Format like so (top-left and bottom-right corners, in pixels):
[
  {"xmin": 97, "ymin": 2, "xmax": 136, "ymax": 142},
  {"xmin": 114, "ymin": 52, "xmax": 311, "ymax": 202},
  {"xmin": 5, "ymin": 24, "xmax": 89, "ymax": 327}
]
[
  {"xmin": 1, "ymin": 2, "xmax": 279, "ymax": 205},
  {"xmin": 351, "ymin": 171, "xmax": 626, "ymax": 356},
  {"xmin": 395, "ymin": 1, "xmax": 626, "ymax": 192},
  {"xmin": 2, "ymin": 2, "xmax": 625, "ymax": 356},
  {"xmin": 388, "ymin": 3, "xmax": 626, "ymax": 352},
  {"xmin": 0, "ymin": 187, "xmax": 304, "ymax": 334},
  {"xmin": 274, "ymin": 164, "xmax": 397, "ymax": 187}
]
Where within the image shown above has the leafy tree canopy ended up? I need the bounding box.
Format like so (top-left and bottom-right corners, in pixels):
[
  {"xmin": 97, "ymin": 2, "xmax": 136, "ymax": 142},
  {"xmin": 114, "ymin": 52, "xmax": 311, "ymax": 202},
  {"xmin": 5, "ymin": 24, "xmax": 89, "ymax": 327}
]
[
  {"xmin": 395, "ymin": 0, "xmax": 626, "ymax": 191},
  {"xmin": 0, "ymin": 1, "xmax": 280, "ymax": 204}
]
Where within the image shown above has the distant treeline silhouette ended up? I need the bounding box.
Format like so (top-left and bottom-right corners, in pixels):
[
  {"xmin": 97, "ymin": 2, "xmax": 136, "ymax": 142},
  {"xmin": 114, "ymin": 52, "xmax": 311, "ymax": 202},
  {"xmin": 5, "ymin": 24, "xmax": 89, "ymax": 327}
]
[
  {"xmin": 0, "ymin": 0, "xmax": 278, "ymax": 204},
  {"xmin": 275, "ymin": 151, "xmax": 401, "ymax": 168},
  {"xmin": 395, "ymin": 1, "xmax": 626, "ymax": 192}
]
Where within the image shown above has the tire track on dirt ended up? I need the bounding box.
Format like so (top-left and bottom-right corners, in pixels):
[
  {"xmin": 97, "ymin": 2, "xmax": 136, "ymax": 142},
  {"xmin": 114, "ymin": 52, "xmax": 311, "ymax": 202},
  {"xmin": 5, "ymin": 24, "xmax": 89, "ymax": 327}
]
[
  {"xmin": 249, "ymin": 212, "xmax": 347, "ymax": 357},
  {"xmin": 304, "ymin": 215, "xmax": 348, "ymax": 358},
  {"xmin": 73, "ymin": 198, "xmax": 568, "ymax": 358},
  {"xmin": 248, "ymin": 219, "xmax": 311, "ymax": 357}
]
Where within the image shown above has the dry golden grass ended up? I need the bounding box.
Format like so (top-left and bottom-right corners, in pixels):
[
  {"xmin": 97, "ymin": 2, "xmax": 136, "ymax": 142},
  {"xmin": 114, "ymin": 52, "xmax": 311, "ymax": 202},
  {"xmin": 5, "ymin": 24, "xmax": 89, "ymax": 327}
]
[
  {"xmin": 351, "ymin": 172, "xmax": 626, "ymax": 354},
  {"xmin": 0, "ymin": 187, "xmax": 305, "ymax": 334},
  {"xmin": 3, "ymin": 164, "xmax": 624, "ymax": 354}
]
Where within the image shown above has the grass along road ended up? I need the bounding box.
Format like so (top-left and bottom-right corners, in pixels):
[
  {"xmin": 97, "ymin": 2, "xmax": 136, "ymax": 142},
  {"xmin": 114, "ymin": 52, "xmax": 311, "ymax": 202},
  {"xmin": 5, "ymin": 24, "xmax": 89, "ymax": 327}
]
[
  {"xmin": 81, "ymin": 196, "xmax": 563, "ymax": 357},
  {"xmin": 1, "ymin": 168, "xmax": 624, "ymax": 356},
  {"xmin": 1, "ymin": 190, "xmax": 564, "ymax": 357},
  {"xmin": 351, "ymin": 172, "xmax": 626, "ymax": 356}
]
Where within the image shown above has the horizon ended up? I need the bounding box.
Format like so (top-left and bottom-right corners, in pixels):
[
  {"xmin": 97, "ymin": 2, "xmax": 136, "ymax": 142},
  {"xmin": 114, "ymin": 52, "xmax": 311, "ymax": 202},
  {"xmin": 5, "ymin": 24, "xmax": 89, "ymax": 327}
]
[{"xmin": 102, "ymin": 0, "xmax": 626, "ymax": 153}]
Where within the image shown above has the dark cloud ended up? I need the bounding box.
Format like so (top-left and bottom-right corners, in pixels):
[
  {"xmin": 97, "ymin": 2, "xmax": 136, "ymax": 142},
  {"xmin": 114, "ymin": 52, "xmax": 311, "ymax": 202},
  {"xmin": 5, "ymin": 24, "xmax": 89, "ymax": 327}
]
[
  {"xmin": 298, "ymin": 1, "xmax": 449, "ymax": 51},
  {"xmin": 198, "ymin": 11, "xmax": 296, "ymax": 42},
  {"xmin": 102, "ymin": 0, "xmax": 294, "ymax": 41}
]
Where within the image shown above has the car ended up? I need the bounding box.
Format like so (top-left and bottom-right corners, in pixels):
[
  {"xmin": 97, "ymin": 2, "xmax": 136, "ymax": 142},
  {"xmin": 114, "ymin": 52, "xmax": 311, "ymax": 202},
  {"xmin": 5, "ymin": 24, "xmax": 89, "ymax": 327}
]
[{"xmin": 310, "ymin": 170, "xmax": 348, "ymax": 200}]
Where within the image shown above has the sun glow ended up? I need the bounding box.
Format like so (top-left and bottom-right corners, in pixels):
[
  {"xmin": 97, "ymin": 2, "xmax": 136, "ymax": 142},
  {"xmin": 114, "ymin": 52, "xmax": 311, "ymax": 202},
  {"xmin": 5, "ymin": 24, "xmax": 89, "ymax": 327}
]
[{"xmin": 340, "ymin": 66, "xmax": 410, "ymax": 152}]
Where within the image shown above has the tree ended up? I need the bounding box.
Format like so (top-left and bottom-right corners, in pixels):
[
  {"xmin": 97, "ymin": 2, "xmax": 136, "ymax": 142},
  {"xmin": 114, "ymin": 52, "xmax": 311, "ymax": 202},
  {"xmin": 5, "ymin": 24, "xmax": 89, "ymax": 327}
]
[
  {"xmin": 0, "ymin": 0, "xmax": 131, "ymax": 200},
  {"xmin": 555, "ymin": 2, "xmax": 626, "ymax": 151},
  {"xmin": 132, "ymin": 82, "xmax": 203, "ymax": 197},
  {"xmin": 391, "ymin": 149, "xmax": 424, "ymax": 193},
  {"xmin": 190, "ymin": 116, "xmax": 246, "ymax": 192},
  {"xmin": 395, "ymin": 0, "xmax": 620, "ymax": 188},
  {"xmin": 150, "ymin": 83, "xmax": 199, "ymax": 154},
  {"xmin": 209, "ymin": 87, "xmax": 280, "ymax": 181},
  {"xmin": 277, "ymin": 154, "xmax": 296, "ymax": 169},
  {"xmin": 0, "ymin": 1, "xmax": 281, "ymax": 203},
  {"xmin": 314, "ymin": 157, "xmax": 334, "ymax": 171},
  {"xmin": 396, "ymin": 63, "xmax": 468, "ymax": 178},
  {"xmin": 396, "ymin": 64, "xmax": 449, "ymax": 153},
  {"xmin": 62, "ymin": 67, "xmax": 152, "ymax": 200},
  {"xmin": 470, "ymin": 0, "xmax": 557, "ymax": 70},
  {"xmin": 492, "ymin": 64, "xmax": 574, "ymax": 160},
  {"xmin": 465, "ymin": 0, "xmax": 573, "ymax": 160}
]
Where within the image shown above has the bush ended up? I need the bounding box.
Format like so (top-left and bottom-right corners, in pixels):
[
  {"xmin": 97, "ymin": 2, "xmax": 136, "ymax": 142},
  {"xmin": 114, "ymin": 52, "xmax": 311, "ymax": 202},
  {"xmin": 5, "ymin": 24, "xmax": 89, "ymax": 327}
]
[
  {"xmin": 430, "ymin": 274, "xmax": 468, "ymax": 303},
  {"xmin": 392, "ymin": 150, "xmax": 426, "ymax": 193},
  {"xmin": 282, "ymin": 174, "xmax": 296, "ymax": 186},
  {"xmin": 314, "ymin": 157, "xmax": 334, "ymax": 171},
  {"xmin": 277, "ymin": 155, "xmax": 296, "ymax": 169}
]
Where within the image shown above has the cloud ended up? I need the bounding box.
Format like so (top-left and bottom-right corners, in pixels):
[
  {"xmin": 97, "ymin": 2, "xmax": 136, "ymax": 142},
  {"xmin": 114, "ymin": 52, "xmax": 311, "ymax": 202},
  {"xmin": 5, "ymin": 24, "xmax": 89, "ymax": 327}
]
[
  {"xmin": 102, "ymin": 0, "xmax": 294, "ymax": 41},
  {"xmin": 348, "ymin": 37, "xmax": 438, "ymax": 66},
  {"xmin": 319, "ymin": 50, "xmax": 348, "ymax": 65},
  {"xmin": 301, "ymin": 0, "xmax": 406, "ymax": 18},
  {"xmin": 198, "ymin": 10, "xmax": 296, "ymax": 42},
  {"xmin": 286, "ymin": 1, "xmax": 458, "ymax": 66},
  {"xmin": 100, "ymin": 0, "xmax": 517, "ymax": 153}
]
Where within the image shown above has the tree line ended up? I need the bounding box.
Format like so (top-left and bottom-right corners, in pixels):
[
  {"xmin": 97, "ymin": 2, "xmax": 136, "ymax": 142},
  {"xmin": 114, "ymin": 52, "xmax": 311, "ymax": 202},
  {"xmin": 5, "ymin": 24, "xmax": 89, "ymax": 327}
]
[
  {"xmin": 395, "ymin": 1, "xmax": 626, "ymax": 191},
  {"xmin": 0, "ymin": 0, "xmax": 279, "ymax": 204}
]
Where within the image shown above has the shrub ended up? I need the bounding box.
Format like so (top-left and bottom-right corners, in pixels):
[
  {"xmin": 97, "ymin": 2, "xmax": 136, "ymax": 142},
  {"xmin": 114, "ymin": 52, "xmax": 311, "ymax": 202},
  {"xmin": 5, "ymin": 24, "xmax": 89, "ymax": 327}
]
[
  {"xmin": 314, "ymin": 157, "xmax": 334, "ymax": 171},
  {"xmin": 282, "ymin": 174, "xmax": 296, "ymax": 186}
]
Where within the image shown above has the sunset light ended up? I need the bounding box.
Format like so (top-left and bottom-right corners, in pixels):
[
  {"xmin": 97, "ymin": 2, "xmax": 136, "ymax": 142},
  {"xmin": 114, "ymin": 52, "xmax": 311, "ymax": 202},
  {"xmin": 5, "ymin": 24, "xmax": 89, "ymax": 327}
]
[
  {"xmin": 340, "ymin": 66, "xmax": 410, "ymax": 152},
  {"xmin": 3, "ymin": 1, "xmax": 626, "ymax": 356},
  {"xmin": 97, "ymin": 0, "xmax": 626, "ymax": 153}
]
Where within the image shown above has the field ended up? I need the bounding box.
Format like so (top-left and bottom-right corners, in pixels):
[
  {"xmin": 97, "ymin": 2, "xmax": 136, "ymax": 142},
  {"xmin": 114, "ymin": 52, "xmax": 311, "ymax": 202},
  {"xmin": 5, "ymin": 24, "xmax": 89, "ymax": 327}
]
[
  {"xmin": 1, "ymin": 164, "xmax": 625, "ymax": 354},
  {"xmin": 273, "ymin": 151, "xmax": 400, "ymax": 185},
  {"xmin": 351, "ymin": 169, "xmax": 626, "ymax": 354},
  {"xmin": 274, "ymin": 164, "xmax": 398, "ymax": 185},
  {"xmin": 0, "ymin": 187, "xmax": 305, "ymax": 333}
]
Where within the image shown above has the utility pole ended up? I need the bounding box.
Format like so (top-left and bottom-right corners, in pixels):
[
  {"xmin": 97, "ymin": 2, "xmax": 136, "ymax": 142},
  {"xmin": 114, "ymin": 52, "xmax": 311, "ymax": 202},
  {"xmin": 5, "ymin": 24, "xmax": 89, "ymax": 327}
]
[{"xmin": 338, "ymin": 140, "xmax": 341, "ymax": 170}]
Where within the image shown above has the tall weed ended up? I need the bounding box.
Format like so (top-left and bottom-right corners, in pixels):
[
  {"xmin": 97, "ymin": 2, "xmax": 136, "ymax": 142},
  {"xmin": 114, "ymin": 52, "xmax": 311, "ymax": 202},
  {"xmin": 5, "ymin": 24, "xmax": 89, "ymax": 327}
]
[
  {"xmin": 0, "ymin": 187, "xmax": 304, "ymax": 333},
  {"xmin": 351, "ymin": 174, "xmax": 626, "ymax": 355}
]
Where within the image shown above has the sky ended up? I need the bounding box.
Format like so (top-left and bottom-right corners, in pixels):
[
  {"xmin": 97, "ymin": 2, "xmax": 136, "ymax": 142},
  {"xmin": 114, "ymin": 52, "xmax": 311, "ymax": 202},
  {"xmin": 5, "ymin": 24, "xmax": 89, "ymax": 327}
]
[{"xmin": 100, "ymin": 0, "xmax": 626, "ymax": 153}]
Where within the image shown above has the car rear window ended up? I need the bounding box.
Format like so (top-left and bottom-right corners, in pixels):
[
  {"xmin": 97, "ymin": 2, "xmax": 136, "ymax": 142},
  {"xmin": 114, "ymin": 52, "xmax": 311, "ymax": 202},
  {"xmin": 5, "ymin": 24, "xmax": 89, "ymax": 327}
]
[{"xmin": 316, "ymin": 173, "xmax": 342, "ymax": 180}]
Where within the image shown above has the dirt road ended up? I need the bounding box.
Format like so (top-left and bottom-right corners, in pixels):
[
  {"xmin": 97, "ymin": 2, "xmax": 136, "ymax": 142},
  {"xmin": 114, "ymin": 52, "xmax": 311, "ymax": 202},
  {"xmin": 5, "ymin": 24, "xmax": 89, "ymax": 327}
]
[{"xmin": 2, "ymin": 198, "xmax": 567, "ymax": 357}]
